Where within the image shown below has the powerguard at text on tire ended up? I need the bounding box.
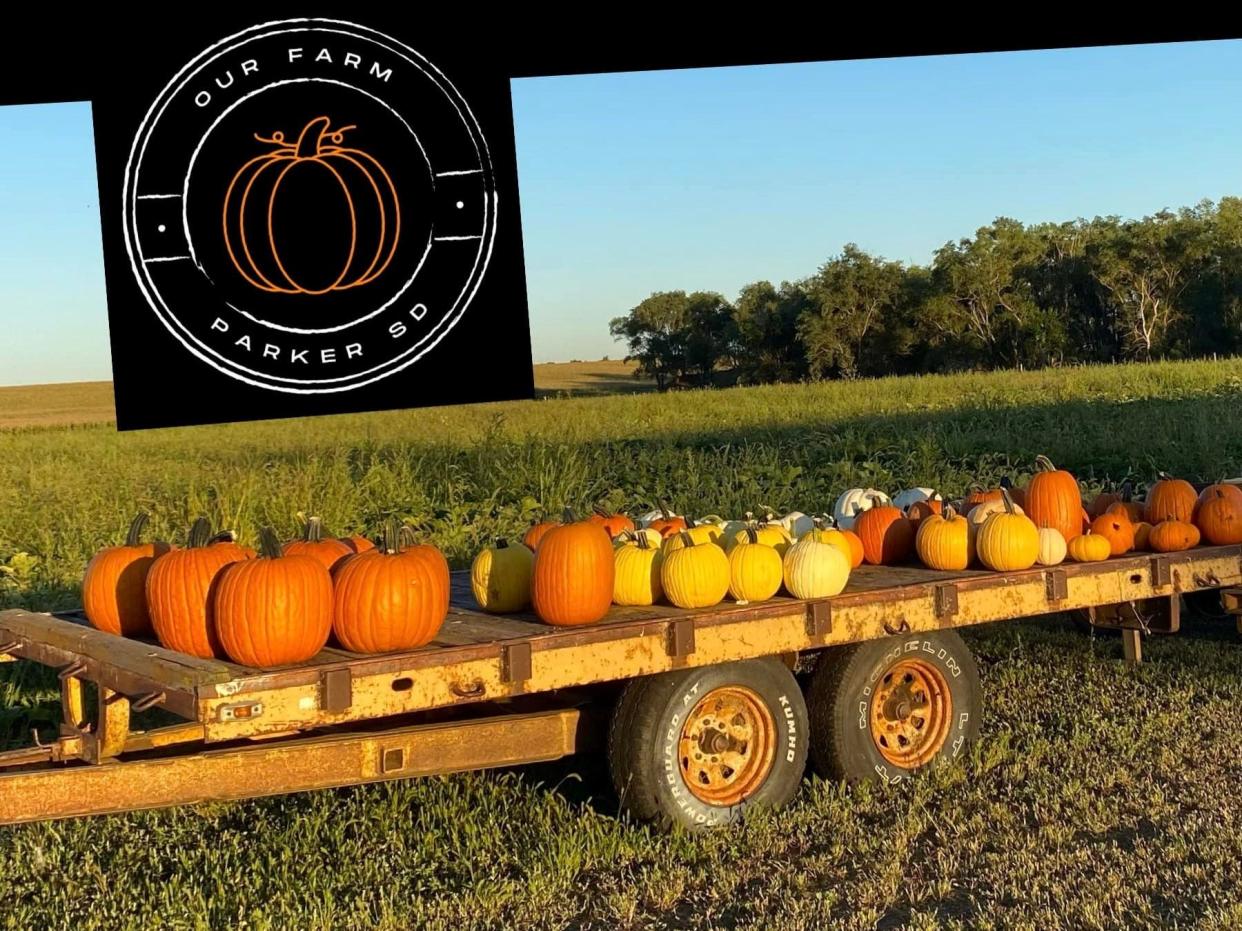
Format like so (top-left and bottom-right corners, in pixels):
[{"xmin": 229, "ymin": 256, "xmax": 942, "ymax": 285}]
[{"xmin": 93, "ymin": 15, "xmax": 533, "ymax": 429}]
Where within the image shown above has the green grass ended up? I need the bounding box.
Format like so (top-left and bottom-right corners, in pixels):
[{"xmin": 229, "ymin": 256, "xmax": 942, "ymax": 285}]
[{"xmin": 2, "ymin": 357, "xmax": 1242, "ymax": 929}]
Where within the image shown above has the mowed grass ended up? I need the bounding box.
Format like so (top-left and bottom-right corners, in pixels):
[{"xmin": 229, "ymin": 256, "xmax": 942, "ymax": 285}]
[
  {"xmin": 0, "ymin": 360, "xmax": 652, "ymax": 429},
  {"xmin": 2, "ymin": 357, "xmax": 1242, "ymax": 929}
]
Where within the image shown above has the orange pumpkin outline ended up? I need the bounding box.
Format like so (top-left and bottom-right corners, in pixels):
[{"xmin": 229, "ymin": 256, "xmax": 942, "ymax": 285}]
[{"xmin": 222, "ymin": 116, "xmax": 401, "ymax": 296}]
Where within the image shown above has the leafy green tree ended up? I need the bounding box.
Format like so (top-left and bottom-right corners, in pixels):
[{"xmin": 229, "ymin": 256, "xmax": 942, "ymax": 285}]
[
  {"xmin": 609, "ymin": 291, "xmax": 736, "ymax": 390},
  {"xmin": 732, "ymin": 280, "xmax": 810, "ymax": 384},
  {"xmin": 1087, "ymin": 206, "xmax": 1211, "ymax": 360},
  {"xmin": 798, "ymin": 244, "xmax": 907, "ymax": 379}
]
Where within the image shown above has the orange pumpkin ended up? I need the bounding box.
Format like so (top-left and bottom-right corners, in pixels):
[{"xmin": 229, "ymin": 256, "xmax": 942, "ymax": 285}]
[
  {"xmin": 1145, "ymin": 473, "xmax": 1198, "ymax": 524},
  {"xmin": 223, "ymin": 116, "xmax": 399, "ymax": 295},
  {"xmin": 531, "ymin": 512, "xmax": 615, "ymax": 626},
  {"xmin": 590, "ymin": 506, "xmax": 636, "ymax": 539},
  {"xmin": 1196, "ymin": 482, "xmax": 1242, "ymax": 511},
  {"xmin": 854, "ymin": 505, "xmax": 915, "ymax": 566},
  {"xmin": 905, "ymin": 494, "xmax": 943, "ymax": 532},
  {"xmin": 82, "ymin": 512, "xmax": 172, "ymax": 637},
  {"xmin": 284, "ymin": 516, "xmax": 353, "ymax": 572},
  {"xmin": 1093, "ymin": 481, "xmax": 1141, "ymax": 522},
  {"xmin": 648, "ymin": 502, "xmax": 688, "ymax": 538},
  {"xmin": 146, "ymin": 518, "xmax": 253, "ymax": 658},
  {"xmin": 839, "ymin": 529, "xmax": 865, "ymax": 569},
  {"xmin": 523, "ymin": 517, "xmax": 562, "ymax": 551},
  {"xmin": 215, "ymin": 527, "xmax": 333, "ymax": 667},
  {"xmin": 1132, "ymin": 521, "xmax": 1153, "ymax": 552},
  {"xmin": 1089, "ymin": 511, "xmax": 1134, "ymax": 557},
  {"xmin": 962, "ymin": 485, "xmax": 1003, "ymax": 513},
  {"xmin": 340, "ymin": 533, "xmax": 376, "ymax": 554},
  {"xmin": 1194, "ymin": 486, "xmax": 1242, "ymax": 545},
  {"xmin": 1025, "ymin": 455, "xmax": 1083, "ymax": 544},
  {"xmin": 1148, "ymin": 520, "xmax": 1201, "ymax": 553},
  {"xmin": 332, "ymin": 523, "xmax": 450, "ymax": 653}
]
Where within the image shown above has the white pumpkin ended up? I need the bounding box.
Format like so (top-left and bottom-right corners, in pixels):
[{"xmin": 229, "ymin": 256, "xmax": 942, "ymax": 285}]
[
  {"xmin": 782, "ymin": 535, "xmax": 850, "ymax": 599},
  {"xmin": 1036, "ymin": 527, "xmax": 1067, "ymax": 566},
  {"xmin": 832, "ymin": 488, "xmax": 890, "ymax": 531},
  {"xmin": 777, "ymin": 510, "xmax": 816, "ymax": 539},
  {"xmin": 966, "ymin": 497, "xmax": 1024, "ymax": 529},
  {"xmin": 695, "ymin": 514, "xmax": 728, "ymax": 528},
  {"xmin": 892, "ymin": 488, "xmax": 941, "ymax": 512},
  {"xmin": 636, "ymin": 505, "xmax": 681, "ymax": 529}
]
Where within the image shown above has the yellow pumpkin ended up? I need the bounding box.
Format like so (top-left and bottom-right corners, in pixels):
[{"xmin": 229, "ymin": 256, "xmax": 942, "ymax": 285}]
[
  {"xmin": 914, "ymin": 507, "xmax": 973, "ymax": 571},
  {"xmin": 1067, "ymin": 531, "xmax": 1111, "ymax": 563},
  {"xmin": 470, "ymin": 538, "xmax": 533, "ymax": 613},
  {"xmin": 727, "ymin": 528, "xmax": 784, "ymax": 603},
  {"xmin": 614, "ymin": 527, "xmax": 663, "ymax": 550},
  {"xmin": 724, "ymin": 520, "xmax": 792, "ymax": 556},
  {"xmin": 662, "ymin": 519, "xmax": 725, "ymax": 554},
  {"xmin": 1131, "ymin": 521, "xmax": 1153, "ymax": 552},
  {"xmin": 976, "ymin": 490, "xmax": 1040, "ymax": 571},
  {"xmin": 1035, "ymin": 527, "xmax": 1067, "ymax": 567},
  {"xmin": 661, "ymin": 532, "xmax": 730, "ymax": 609},
  {"xmin": 613, "ymin": 530, "xmax": 664, "ymax": 606},
  {"xmin": 782, "ymin": 535, "xmax": 850, "ymax": 600}
]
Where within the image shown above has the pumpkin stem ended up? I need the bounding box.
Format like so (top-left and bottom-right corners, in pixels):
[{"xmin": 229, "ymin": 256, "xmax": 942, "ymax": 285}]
[
  {"xmin": 592, "ymin": 504, "xmax": 610, "ymax": 519},
  {"xmin": 678, "ymin": 531, "xmax": 694, "ymax": 549},
  {"xmin": 1034, "ymin": 455, "xmax": 1057, "ymax": 473},
  {"xmin": 496, "ymin": 538, "xmax": 509, "ymax": 549},
  {"xmin": 381, "ymin": 519, "xmax": 401, "ymax": 556},
  {"xmin": 1156, "ymin": 471, "xmax": 1173, "ymax": 482},
  {"xmin": 257, "ymin": 527, "xmax": 283, "ymax": 560},
  {"xmin": 398, "ymin": 525, "xmax": 418, "ymax": 549},
  {"xmin": 303, "ymin": 516, "xmax": 326, "ymax": 544},
  {"xmin": 208, "ymin": 531, "xmax": 238, "ymax": 545},
  {"xmin": 295, "ymin": 115, "xmax": 332, "ymax": 158},
  {"xmin": 812, "ymin": 515, "xmax": 825, "ymax": 530},
  {"xmin": 186, "ymin": 517, "xmax": 213, "ymax": 549},
  {"xmin": 1000, "ymin": 487, "xmax": 1017, "ymax": 515},
  {"xmin": 124, "ymin": 512, "xmax": 150, "ymax": 547},
  {"xmin": 635, "ymin": 531, "xmax": 651, "ymax": 551},
  {"xmin": 658, "ymin": 500, "xmax": 674, "ymax": 520},
  {"xmin": 561, "ymin": 507, "xmax": 577, "ymax": 524},
  {"xmin": 745, "ymin": 527, "xmax": 759, "ymax": 545},
  {"xmin": 1120, "ymin": 480, "xmax": 1134, "ymax": 503},
  {"xmin": 944, "ymin": 505, "xmax": 958, "ymax": 520}
]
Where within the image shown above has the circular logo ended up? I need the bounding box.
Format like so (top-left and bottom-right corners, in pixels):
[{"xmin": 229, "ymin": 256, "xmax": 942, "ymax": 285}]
[{"xmin": 123, "ymin": 18, "xmax": 497, "ymax": 393}]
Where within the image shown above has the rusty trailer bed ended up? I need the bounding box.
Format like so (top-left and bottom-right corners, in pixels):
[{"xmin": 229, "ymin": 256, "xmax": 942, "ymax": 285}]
[{"xmin": 2, "ymin": 544, "xmax": 1241, "ymax": 823}]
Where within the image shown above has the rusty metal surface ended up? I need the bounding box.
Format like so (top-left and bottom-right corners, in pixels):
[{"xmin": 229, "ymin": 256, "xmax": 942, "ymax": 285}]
[
  {"xmin": 0, "ymin": 706, "xmax": 594, "ymax": 825},
  {"xmin": 3, "ymin": 546, "xmax": 1240, "ymax": 747}
]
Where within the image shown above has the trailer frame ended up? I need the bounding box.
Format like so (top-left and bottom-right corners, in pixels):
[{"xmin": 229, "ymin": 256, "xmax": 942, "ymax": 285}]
[{"xmin": 2, "ymin": 544, "xmax": 1240, "ymax": 825}]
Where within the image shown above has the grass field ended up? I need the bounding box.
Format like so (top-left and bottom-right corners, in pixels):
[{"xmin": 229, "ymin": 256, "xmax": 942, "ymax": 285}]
[
  {"xmin": 2, "ymin": 357, "xmax": 1242, "ymax": 929},
  {"xmin": 0, "ymin": 360, "xmax": 651, "ymax": 429}
]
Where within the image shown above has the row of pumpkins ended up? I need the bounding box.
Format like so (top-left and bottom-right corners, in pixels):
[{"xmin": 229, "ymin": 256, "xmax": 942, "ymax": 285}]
[
  {"xmin": 79, "ymin": 460, "xmax": 1242, "ymax": 667},
  {"xmin": 472, "ymin": 459, "xmax": 1242, "ymax": 624},
  {"xmin": 83, "ymin": 515, "xmax": 449, "ymax": 668}
]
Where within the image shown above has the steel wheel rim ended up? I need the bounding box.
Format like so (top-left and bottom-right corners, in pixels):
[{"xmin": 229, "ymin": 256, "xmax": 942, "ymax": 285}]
[
  {"xmin": 677, "ymin": 685, "xmax": 776, "ymax": 806},
  {"xmin": 870, "ymin": 658, "xmax": 952, "ymax": 768}
]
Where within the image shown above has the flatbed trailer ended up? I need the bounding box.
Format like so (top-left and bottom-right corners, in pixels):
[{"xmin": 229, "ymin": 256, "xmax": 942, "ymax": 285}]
[{"xmin": 2, "ymin": 544, "xmax": 1241, "ymax": 829}]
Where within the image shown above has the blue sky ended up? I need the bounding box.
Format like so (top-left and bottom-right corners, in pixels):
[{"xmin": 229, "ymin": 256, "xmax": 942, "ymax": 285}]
[{"xmin": 2, "ymin": 39, "xmax": 1242, "ymax": 383}]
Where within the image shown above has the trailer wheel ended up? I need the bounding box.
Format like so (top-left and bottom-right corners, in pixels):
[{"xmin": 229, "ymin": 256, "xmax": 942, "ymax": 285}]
[
  {"xmin": 806, "ymin": 631, "xmax": 980, "ymax": 785},
  {"xmin": 607, "ymin": 658, "xmax": 808, "ymax": 830}
]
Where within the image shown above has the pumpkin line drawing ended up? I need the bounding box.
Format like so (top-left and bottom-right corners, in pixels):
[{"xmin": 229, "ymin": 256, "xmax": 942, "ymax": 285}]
[{"xmin": 222, "ymin": 115, "xmax": 401, "ymax": 296}]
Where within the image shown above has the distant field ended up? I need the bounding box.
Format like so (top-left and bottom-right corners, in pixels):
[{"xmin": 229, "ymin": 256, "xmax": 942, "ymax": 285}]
[{"xmin": 0, "ymin": 361, "xmax": 651, "ymax": 428}]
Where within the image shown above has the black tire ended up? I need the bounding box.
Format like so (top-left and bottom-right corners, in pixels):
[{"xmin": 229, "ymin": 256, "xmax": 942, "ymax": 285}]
[
  {"xmin": 607, "ymin": 658, "xmax": 809, "ymax": 831},
  {"xmin": 806, "ymin": 631, "xmax": 981, "ymax": 785}
]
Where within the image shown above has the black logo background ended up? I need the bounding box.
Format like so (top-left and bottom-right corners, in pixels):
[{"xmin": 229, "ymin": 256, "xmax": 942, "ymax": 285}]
[{"xmin": 89, "ymin": 7, "xmax": 533, "ymax": 429}]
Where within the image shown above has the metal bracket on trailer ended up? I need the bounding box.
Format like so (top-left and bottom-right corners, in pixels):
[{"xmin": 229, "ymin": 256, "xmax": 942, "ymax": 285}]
[
  {"xmin": 1044, "ymin": 568, "xmax": 1068, "ymax": 603},
  {"xmin": 933, "ymin": 583, "xmax": 958, "ymax": 620},
  {"xmin": 321, "ymin": 669, "xmax": 353, "ymax": 713},
  {"xmin": 500, "ymin": 642, "xmax": 533, "ymax": 685},
  {"xmin": 1150, "ymin": 555, "xmax": 1173, "ymax": 589},
  {"xmin": 667, "ymin": 618, "xmax": 696, "ymax": 659},
  {"xmin": 805, "ymin": 601, "xmax": 832, "ymax": 639}
]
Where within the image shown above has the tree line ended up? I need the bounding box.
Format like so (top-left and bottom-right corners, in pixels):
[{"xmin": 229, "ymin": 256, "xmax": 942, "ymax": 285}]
[{"xmin": 609, "ymin": 198, "xmax": 1242, "ymax": 389}]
